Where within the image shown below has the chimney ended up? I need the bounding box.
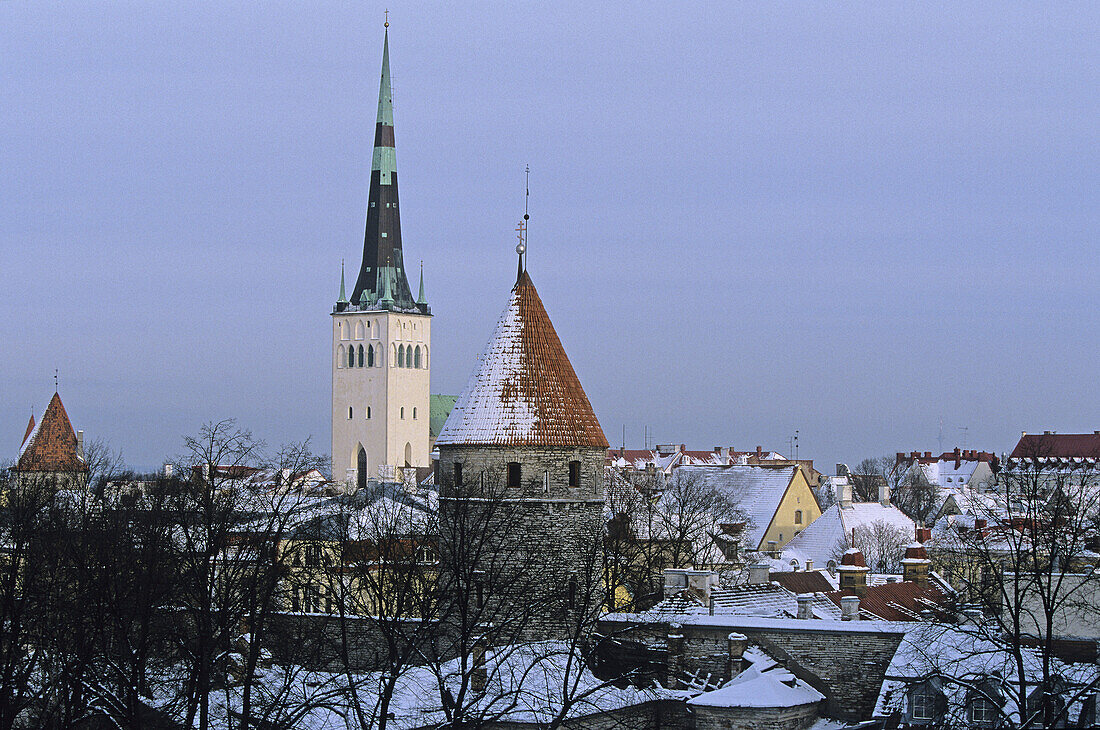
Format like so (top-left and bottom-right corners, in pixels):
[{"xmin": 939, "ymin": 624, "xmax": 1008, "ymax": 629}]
[
  {"xmin": 663, "ymin": 568, "xmax": 688, "ymax": 597},
  {"xmin": 1044, "ymin": 430, "xmax": 1053, "ymax": 435},
  {"xmin": 797, "ymin": 593, "xmax": 813, "ymax": 620},
  {"xmin": 805, "ymin": 559, "xmax": 814, "ymax": 571},
  {"xmin": 666, "ymin": 623, "xmax": 684, "ymax": 689},
  {"xmin": 767, "ymin": 540, "xmax": 778, "ymax": 557},
  {"xmin": 954, "ymin": 447, "xmax": 961, "ymax": 469},
  {"xmin": 839, "ymin": 478, "xmax": 853, "ymax": 509},
  {"xmin": 840, "ymin": 595, "xmax": 860, "ymax": 621},
  {"xmin": 756, "ymin": 445, "xmax": 763, "ymax": 460},
  {"xmin": 915, "ymin": 527, "xmax": 932, "ymax": 543},
  {"xmin": 901, "ymin": 542, "xmax": 931, "ymax": 586},
  {"xmin": 686, "ymin": 570, "xmax": 719, "ymax": 605},
  {"xmin": 879, "ymin": 482, "xmax": 891, "ymax": 507},
  {"xmin": 896, "ymin": 452, "xmax": 905, "ymax": 463},
  {"xmin": 836, "ymin": 549, "xmax": 869, "ymax": 595},
  {"xmin": 836, "ymin": 463, "xmax": 850, "ymax": 477},
  {"xmin": 470, "ymin": 641, "xmax": 487, "ymax": 692},
  {"xmin": 975, "ymin": 518, "xmax": 987, "ymax": 530},
  {"xmin": 924, "ymin": 451, "xmax": 932, "ymax": 459},
  {"xmin": 747, "ymin": 563, "xmax": 771, "ymax": 585},
  {"xmin": 726, "ymin": 632, "xmax": 747, "ymax": 680},
  {"xmin": 76, "ymin": 430, "xmax": 84, "ymax": 461},
  {"xmin": 163, "ymin": 463, "xmax": 174, "ymax": 478}
]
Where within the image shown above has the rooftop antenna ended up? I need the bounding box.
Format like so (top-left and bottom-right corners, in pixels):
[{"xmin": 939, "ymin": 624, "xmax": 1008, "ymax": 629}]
[
  {"xmin": 54, "ymin": 368, "xmax": 59, "ymax": 393},
  {"xmin": 937, "ymin": 418, "xmax": 945, "ymax": 453},
  {"xmin": 958, "ymin": 426, "xmax": 969, "ymax": 450},
  {"xmin": 515, "ymin": 165, "xmax": 530, "ymax": 280}
]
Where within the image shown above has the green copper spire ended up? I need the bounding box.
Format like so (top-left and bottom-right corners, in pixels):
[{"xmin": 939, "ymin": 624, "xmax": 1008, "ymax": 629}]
[
  {"xmin": 337, "ymin": 260, "xmax": 348, "ymax": 304},
  {"xmin": 417, "ymin": 260, "xmax": 427, "ymax": 305},
  {"xmin": 372, "ymin": 28, "xmax": 396, "ymax": 187}
]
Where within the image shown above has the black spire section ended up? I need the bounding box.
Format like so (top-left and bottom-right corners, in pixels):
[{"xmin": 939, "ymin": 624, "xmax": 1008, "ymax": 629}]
[{"xmin": 349, "ymin": 27, "xmax": 426, "ymax": 313}]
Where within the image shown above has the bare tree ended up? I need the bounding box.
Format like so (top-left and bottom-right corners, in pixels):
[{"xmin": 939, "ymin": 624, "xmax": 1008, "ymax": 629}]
[
  {"xmin": 925, "ymin": 443, "xmax": 1100, "ymax": 728},
  {"xmin": 830, "ymin": 519, "xmax": 912, "ymax": 574}
]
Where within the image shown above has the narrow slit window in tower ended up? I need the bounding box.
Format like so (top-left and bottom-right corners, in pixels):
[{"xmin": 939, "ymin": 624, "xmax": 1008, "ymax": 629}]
[{"xmin": 568, "ymin": 460, "xmax": 581, "ymax": 488}]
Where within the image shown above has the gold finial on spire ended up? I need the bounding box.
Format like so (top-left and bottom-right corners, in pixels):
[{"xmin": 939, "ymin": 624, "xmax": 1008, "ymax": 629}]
[{"xmin": 384, "ymin": 9, "xmax": 389, "ymax": 28}]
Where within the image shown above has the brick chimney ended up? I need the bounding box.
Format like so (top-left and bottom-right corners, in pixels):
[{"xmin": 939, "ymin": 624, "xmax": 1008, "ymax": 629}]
[
  {"xmin": 915, "ymin": 527, "xmax": 932, "ymax": 543},
  {"xmin": 954, "ymin": 447, "xmax": 961, "ymax": 469},
  {"xmin": 879, "ymin": 482, "xmax": 891, "ymax": 507},
  {"xmin": 666, "ymin": 623, "xmax": 684, "ymax": 689},
  {"xmin": 836, "ymin": 548, "xmax": 869, "ymax": 595},
  {"xmin": 901, "ymin": 542, "xmax": 931, "ymax": 586},
  {"xmin": 839, "ymin": 478, "xmax": 853, "ymax": 509},
  {"xmin": 726, "ymin": 632, "xmax": 747, "ymax": 680}
]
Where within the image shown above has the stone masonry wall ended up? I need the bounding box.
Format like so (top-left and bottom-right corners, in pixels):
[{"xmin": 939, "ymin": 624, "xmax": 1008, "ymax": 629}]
[
  {"xmin": 438, "ymin": 445, "xmax": 607, "ymax": 641},
  {"xmin": 600, "ymin": 617, "xmax": 905, "ymax": 722}
]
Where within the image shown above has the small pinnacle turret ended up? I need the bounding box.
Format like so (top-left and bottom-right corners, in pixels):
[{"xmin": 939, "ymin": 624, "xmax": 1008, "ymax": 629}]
[
  {"xmin": 337, "ymin": 260, "xmax": 349, "ymax": 308},
  {"xmin": 417, "ymin": 261, "xmax": 427, "ymax": 305}
]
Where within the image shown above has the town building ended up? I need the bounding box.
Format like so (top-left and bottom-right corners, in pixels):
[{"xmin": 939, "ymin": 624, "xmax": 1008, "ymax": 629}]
[{"xmin": 331, "ymin": 27, "xmax": 432, "ymax": 488}]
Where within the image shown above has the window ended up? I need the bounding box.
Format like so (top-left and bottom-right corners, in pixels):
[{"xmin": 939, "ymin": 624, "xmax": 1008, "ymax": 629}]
[
  {"xmin": 348, "ymin": 347, "xmax": 355, "ymax": 368},
  {"xmin": 567, "ymin": 576, "xmax": 578, "ymax": 609},
  {"xmin": 412, "ymin": 407, "xmax": 417, "ymax": 419},
  {"xmin": 357, "ymin": 344, "xmax": 364, "ymax": 367},
  {"xmin": 414, "ymin": 345, "xmax": 421, "ymax": 369},
  {"xmin": 507, "ymin": 462, "xmax": 521, "ymax": 488},
  {"xmin": 400, "ymin": 407, "xmax": 405, "ymax": 419},
  {"xmin": 357, "ymin": 446, "xmax": 368, "ymax": 490},
  {"xmin": 305, "ymin": 544, "xmax": 320, "ymax": 567},
  {"xmin": 969, "ymin": 697, "xmax": 997, "ymax": 726},
  {"xmin": 795, "ymin": 510, "xmax": 803, "ymax": 525},
  {"xmin": 367, "ymin": 406, "xmax": 372, "ymax": 419},
  {"xmin": 912, "ymin": 688, "xmax": 938, "ymax": 721},
  {"xmin": 367, "ymin": 345, "xmax": 375, "ymax": 367},
  {"xmin": 568, "ymin": 460, "xmax": 581, "ymax": 488},
  {"xmin": 348, "ymin": 407, "xmax": 353, "ymax": 419},
  {"xmin": 398, "ymin": 344, "xmax": 405, "ymax": 368},
  {"xmin": 453, "ymin": 462, "xmax": 463, "ymax": 486}
]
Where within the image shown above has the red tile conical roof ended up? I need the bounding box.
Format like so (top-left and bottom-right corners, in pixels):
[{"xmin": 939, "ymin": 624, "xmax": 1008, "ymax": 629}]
[
  {"xmin": 436, "ymin": 270, "xmax": 608, "ymax": 448},
  {"xmin": 16, "ymin": 392, "xmax": 87, "ymax": 473}
]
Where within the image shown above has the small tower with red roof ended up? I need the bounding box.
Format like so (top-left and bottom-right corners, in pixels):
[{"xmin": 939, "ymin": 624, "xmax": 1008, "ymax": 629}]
[{"xmin": 13, "ymin": 392, "xmax": 88, "ymax": 492}]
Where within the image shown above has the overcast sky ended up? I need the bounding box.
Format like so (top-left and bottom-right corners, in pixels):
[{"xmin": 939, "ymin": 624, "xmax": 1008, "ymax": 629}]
[{"xmin": 2, "ymin": 2, "xmax": 1097, "ymax": 472}]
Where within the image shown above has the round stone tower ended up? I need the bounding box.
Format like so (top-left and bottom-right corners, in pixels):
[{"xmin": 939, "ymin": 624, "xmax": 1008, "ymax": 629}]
[{"xmin": 434, "ymin": 265, "xmax": 609, "ymax": 640}]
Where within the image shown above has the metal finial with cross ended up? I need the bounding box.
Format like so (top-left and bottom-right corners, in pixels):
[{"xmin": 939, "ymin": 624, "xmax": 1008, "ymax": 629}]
[
  {"xmin": 54, "ymin": 368, "xmax": 59, "ymax": 392},
  {"xmin": 384, "ymin": 9, "xmax": 389, "ymax": 27}
]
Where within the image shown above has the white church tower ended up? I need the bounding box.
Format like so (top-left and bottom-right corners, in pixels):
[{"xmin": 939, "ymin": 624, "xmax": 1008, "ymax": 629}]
[{"xmin": 332, "ymin": 24, "xmax": 431, "ymax": 488}]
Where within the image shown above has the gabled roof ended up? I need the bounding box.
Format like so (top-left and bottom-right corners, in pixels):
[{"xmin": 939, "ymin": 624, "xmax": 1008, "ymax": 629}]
[
  {"xmin": 672, "ymin": 464, "xmax": 801, "ymax": 549},
  {"xmin": 782, "ymin": 501, "xmax": 915, "ymax": 568},
  {"xmin": 435, "ymin": 271, "xmax": 608, "ymax": 448},
  {"xmin": 17, "ymin": 393, "xmax": 87, "ymax": 473},
  {"xmin": 1010, "ymin": 432, "xmax": 1100, "ymax": 459},
  {"xmin": 825, "ymin": 582, "xmax": 948, "ymax": 622}
]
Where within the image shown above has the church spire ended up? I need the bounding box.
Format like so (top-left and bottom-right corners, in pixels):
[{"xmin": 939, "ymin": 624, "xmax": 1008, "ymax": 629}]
[
  {"xmin": 337, "ymin": 260, "xmax": 348, "ymax": 306},
  {"xmin": 350, "ymin": 22, "xmax": 424, "ymax": 312}
]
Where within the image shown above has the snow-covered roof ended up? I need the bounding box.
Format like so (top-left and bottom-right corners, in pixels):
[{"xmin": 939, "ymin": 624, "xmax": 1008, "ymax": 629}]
[
  {"xmin": 435, "ymin": 271, "xmax": 608, "ymax": 448},
  {"xmin": 673, "ymin": 464, "xmax": 800, "ymax": 549},
  {"xmin": 689, "ymin": 646, "xmax": 824, "ymax": 709},
  {"xmin": 782, "ymin": 501, "xmax": 915, "ymax": 568}
]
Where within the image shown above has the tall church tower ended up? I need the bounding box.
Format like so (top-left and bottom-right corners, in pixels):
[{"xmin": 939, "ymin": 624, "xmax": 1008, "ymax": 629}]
[{"xmin": 332, "ymin": 24, "xmax": 431, "ymax": 488}]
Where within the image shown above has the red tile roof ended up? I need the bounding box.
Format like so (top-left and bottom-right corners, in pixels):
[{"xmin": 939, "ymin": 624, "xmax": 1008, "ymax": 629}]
[
  {"xmin": 435, "ymin": 270, "xmax": 608, "ymax": 448},
  {"xmin": 1010, "ymin": 433, "xmax": 1100, "ymax": 459},
  {"xmin": 826, "ymin": 582, "xmax": 949, "ymax": 622},
  {"xmin": 21, "ymin": 415, "xmax": 35, "ymax": 446},
  {"xmin": 769, "ymin": 571, "xmax": 835, "ymax": 594},
  {"xmin": 16, "ymin": 393, "xmax": 87, "ymax": 473}
]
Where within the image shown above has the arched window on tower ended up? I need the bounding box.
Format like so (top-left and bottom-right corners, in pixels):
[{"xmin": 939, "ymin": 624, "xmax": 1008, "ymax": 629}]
[
  {"xmin": 357, "ymin": 344, "xmax": 365, "ymax": 367},
  {"xmin": 414, "ymin": 346, "xmax": 421, "ymax": 369},
  {"xmin": 367, "ymin": 344, "xmax": 375, "ymax": 367},
  {"xmin": 398, "ymin": 344, "xmax": 405, "ymax": 368},
  {"xmin": 404, "ymin": 442, "xmax": 412, "ymax": 467},
  {"xmin": 348, "ymin": 346, "xmax": 355, "ymax": 368},
  {"xmin": 357, "ymin": 446, "xmax": 368, "ymax": 490}
]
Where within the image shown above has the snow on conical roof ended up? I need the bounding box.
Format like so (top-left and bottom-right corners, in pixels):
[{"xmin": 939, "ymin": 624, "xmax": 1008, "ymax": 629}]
[
  {"xmin": 435, "ymin": 270, "xmax": 608, "ymax": 448},
  {"xmin": 16, "ymin": 392, "xmax": 87, "ymax": 473}
]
